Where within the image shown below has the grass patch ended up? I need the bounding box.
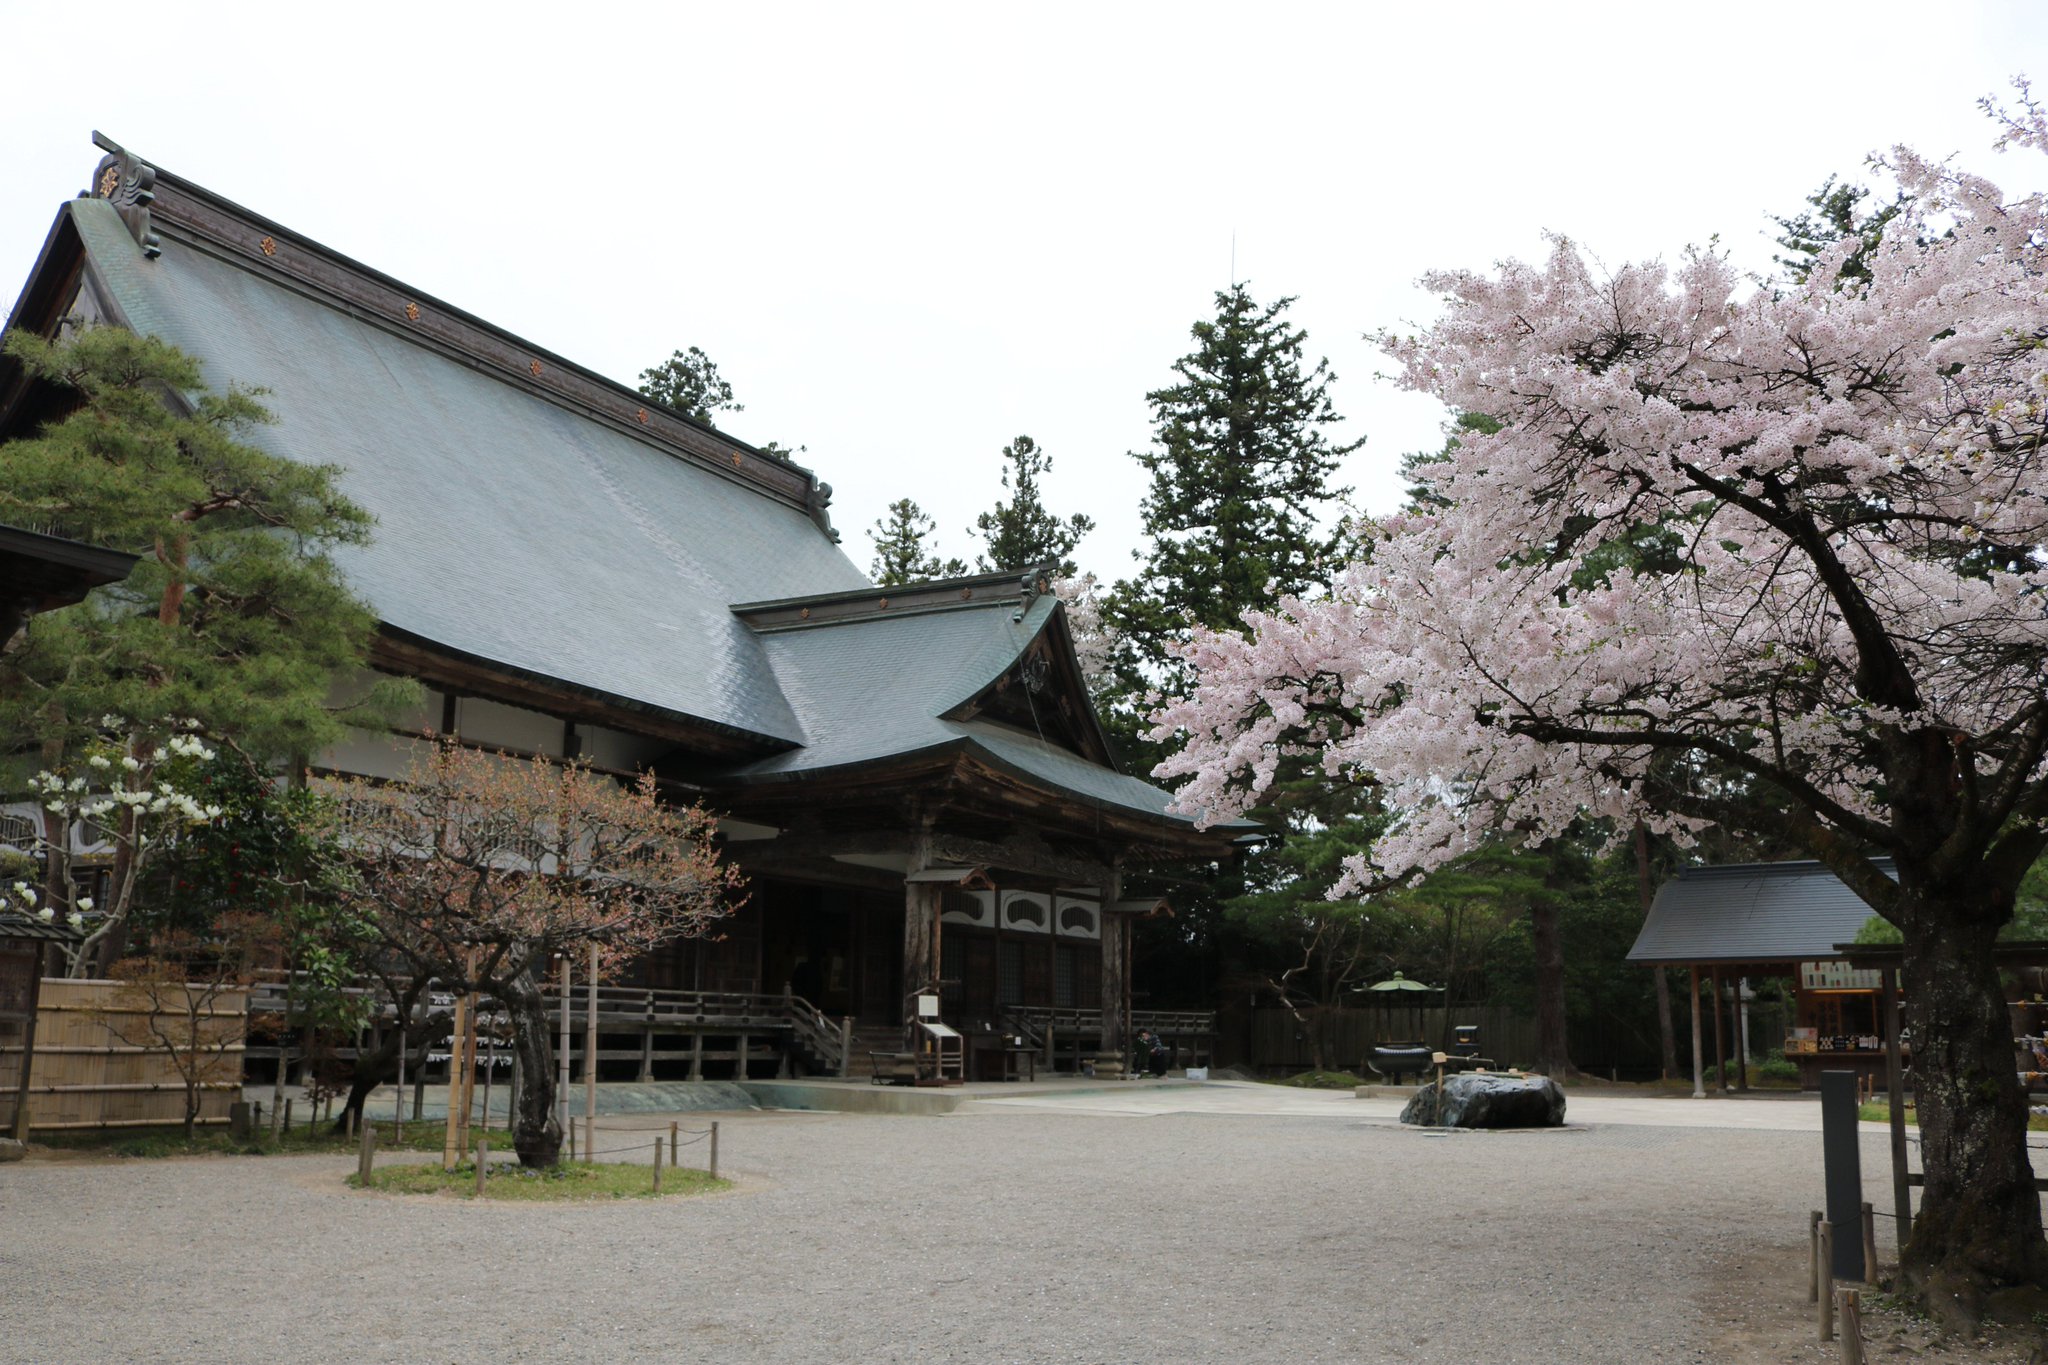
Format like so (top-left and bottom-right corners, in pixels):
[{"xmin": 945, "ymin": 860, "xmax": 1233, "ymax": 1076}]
[
  {"xmin": 1858, "ymin": 1099, "xmax": 2048, "ymax": 1132},
  {"xmin": 34, "ymin": 1118, "xmax": 454, "ymax": 1160},
  {"xmin": 352, "ymin": 1158, "xmax": 729, "ymax": 1201},
  {"xmin": 1272, "ymin": 1070, "xmax": 1369, "ymax": 1089}
]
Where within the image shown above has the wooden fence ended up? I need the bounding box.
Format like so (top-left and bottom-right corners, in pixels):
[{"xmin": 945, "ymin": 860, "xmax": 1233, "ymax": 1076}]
[
  {"xmin": 0, "ymin": 979, "xmax": 246, "ymax": 1132},
  {"xmin": 1243, "ymin": 1004, "xmax": 1541, "ymax": 1075}
]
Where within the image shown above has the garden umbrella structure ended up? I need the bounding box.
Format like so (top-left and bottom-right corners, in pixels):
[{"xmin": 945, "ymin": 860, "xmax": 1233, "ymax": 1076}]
[{"xmin": 1360, "ymin": 971, "xmax": 1440, "ymax": 1045}]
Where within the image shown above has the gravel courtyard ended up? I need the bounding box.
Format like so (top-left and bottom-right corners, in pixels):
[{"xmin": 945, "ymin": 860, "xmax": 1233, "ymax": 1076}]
[{"xmin": 0, "ymin": 1092, "xmax": 1905, "ymax": 1364}]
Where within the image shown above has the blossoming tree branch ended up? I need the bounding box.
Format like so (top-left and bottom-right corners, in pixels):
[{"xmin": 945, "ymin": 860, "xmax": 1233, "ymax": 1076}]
[
  {"xmin": 1154, "ymin": 86, "xmax": 2048, "ymax": 1307},
  {"xmin": 321, "ymin": 740, "xmax": 741, "ymax": 1168}
]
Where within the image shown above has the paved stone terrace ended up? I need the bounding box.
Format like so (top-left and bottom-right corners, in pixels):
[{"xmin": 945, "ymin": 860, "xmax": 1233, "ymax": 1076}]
[{"xmin": 0, "ymin": 1086, "xmax": 1904, "ymax": 1364}]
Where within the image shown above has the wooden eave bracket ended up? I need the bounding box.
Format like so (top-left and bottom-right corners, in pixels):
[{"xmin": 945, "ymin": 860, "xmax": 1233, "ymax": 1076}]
[
  {"xmin": 1111, "ymin": 897, "xmax": 1173, "ymax": 918},
  {"xmin": 904, "ymin": 865, "xmax": 996, "ymax": 890}
]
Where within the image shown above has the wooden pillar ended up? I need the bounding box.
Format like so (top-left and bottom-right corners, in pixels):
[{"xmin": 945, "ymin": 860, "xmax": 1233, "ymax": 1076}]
[
  {"xmin": 1098, "ymin": 870, "xmax": 1126, "ymax": 1072},
  {"xmin": 1711, "ymin": 966, "xmax": 1728, "ymax": 1093},
  {"xmin": 1689, "ymin": 965, "xmax": 1705, "ymax": 1099},
  {"xmin": 689, "ymin": 1030, "xmax": 703, "ymax": 1081},
  {"xmin": 902, "ymin": 882, "xmax": 941, "ymax": 1018},
  {"xmin": 1734, "ymin": 976, "xmax": 1750, "ymax": 1092},
  {"xmin": 1882, "ymin": 964, "xmax": 1912, "ymax": 1244},
  {"xmin": 9, "ymin": 951, "xmax": 47, "ymax": 1142},
  {"xmin": 900, "ymin": 818, "xmax": 939, "ymax": 1040}
]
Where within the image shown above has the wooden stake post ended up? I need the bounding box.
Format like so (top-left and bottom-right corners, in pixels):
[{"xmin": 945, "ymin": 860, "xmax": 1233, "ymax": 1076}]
[
  {"xmin": 1808, "ymin": 1210, "xmax": 1822, "ymax": 1302},
  {"xmin": 1819, "ymin": 1221, "xmax": 1835, "ymax": 1342},
  {"xmin": 1836, "ymin": 1288, "xmax": 1864, "ymax": 1364},
  {"xmin": 357, "ymin": 1115, "xmax": 376, "ymax": 1184}
]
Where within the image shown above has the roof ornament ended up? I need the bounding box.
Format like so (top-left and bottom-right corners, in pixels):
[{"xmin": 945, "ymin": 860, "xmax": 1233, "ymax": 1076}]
[
  {"xmin": 804, "ymin": 479, "xmax": 838, "ymax": 542},
  {"xmin": 87, "ymin": 131, "xmax": 160, "ymax": 260}
]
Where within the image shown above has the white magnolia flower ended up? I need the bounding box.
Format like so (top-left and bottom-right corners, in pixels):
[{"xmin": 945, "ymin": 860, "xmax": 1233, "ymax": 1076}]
[
  {"xmin": 86, "ymin": 754, "xmax": 111, "ymax": 770},
  {"xmin": 120, "ymin": 756, "xmax": 142, "ymax": 772},
  {"xmin": 76, "ymin": 897, "xmax": 94, "ymax": 912},
  {"xmin": 66, "ymin": 912, "xmax": 83, "ymax": 929},
  {"xmin": 35, "ymin": 908, "xmax": 54, "ymax": 922}
]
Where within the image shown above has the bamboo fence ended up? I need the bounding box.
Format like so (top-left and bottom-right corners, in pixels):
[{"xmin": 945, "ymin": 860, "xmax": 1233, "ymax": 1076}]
[{"xmin": 0, "ymin": 979, "xmax": 246, "ymax": 1132}]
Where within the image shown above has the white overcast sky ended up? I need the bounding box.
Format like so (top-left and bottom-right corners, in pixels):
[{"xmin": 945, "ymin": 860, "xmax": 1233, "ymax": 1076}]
[{"xmin": 5, "ymin": 2, "xmax": 2047, "ymax": 583}]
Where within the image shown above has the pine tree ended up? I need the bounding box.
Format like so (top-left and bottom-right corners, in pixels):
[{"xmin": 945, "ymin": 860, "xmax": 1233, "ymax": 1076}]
[
  {"xmin": 638, "ymin": 345, "xmax": 802, "ymax": 460},
  {"xmin": 868, "ymin": 498, "xmax": 967, "ymax": 586},
  {"xmin": 1106, "ymin": 284, "xmax": 1359, "ymax": 707},
  {"xmin": 970, "ymin": 435, "xmax": 1095, "ymax": 576},
  {"xmin": 1770, "ymin": 176, "xmax": 1906, "ymax": 286},
  {"xmin": 637, "ymin": 346, "xmax": 742, "ymax": 424},
  {"xmin": 1108, "ymin": 285, "xmax": 1358, "ymax": 1014},
  {"xmin": 0, "ymin": 327, "xmax": 407, "ymax": 951}
]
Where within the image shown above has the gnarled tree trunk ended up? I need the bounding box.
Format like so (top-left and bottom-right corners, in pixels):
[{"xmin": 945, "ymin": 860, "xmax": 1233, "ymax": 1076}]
[
  {"xmin": 1898, "ymin": 893, "xmax": 2047, "ymax": 1317},
  {"xmin": 1529, "ymin": 893, "xmax": 1575, "ymax": 1079},
  {"xmin": 501, "ymin": 966, "xmax": 562, "ymax": 1168}
]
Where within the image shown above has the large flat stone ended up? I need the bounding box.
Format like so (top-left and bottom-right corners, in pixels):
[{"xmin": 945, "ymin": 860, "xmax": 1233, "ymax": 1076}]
[
  {"xmin": 1400, "ymin": 1073, "xmax": 1566, "ymax": 1128},
  {"xmin": 0, "ymin": 1137, "xmax": 25, "ymax": 1162}
]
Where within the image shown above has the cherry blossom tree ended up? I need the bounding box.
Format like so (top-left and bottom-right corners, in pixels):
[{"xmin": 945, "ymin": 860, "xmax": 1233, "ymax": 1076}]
[
  {"xmin": 322, "ymin": 740, "xmax": 741, "ymax": 1167},
  {"xmin": 1155, "ymin": 88, "xmax": 2048, "ymax": 1308}
]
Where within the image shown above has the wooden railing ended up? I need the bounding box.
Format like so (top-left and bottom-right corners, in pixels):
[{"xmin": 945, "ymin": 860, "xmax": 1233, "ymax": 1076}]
[
  {"xmin": 244, "ymin": 973, "xmax": 849, "ymax": 1080},
  {"xmin": 245, "ymin": 974, "xmax": 1224, "ymax": 1080}
]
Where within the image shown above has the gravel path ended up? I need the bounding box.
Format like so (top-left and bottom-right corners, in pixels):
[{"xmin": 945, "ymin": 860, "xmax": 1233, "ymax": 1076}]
[{"xmin": 0, "ymin": 1102, "xmax": 1900, "ymax": 1364}]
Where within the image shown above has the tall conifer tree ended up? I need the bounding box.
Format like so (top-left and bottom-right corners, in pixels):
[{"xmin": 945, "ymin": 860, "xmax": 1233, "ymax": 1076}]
[
  {"xmin": 971, "ymin": 434, "xmax": 1094, "ymax": 576},
  {"xmin": 868, "ymin": 498, "xmax": 966, "ymax": 586},
  {"xmin": 1106, "ymin": 284, "xmax": 1359, "ymax": 714}
]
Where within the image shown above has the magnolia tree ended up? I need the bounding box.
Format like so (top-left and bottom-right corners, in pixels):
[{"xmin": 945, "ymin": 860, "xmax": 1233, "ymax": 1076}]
[
  {"xmin": 0, "ymin": 723, "xmax": 224, "ymax": 975},
  {"xmin": 322, "ymin": 740, "xmax": 740, "ymax": 1167},
  {"xmin": 1156, "ymin": 91, "xmax": 2048, "ymax": 1308}
]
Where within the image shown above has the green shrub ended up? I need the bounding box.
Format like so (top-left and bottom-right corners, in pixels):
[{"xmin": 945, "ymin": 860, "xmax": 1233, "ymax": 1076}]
[{"xmin": 1274, "ymin": 1069, "xmax": 1368, "ymax": 1089}]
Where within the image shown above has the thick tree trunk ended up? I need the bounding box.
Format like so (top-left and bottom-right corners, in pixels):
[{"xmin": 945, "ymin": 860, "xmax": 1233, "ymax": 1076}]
[
  {"xmin": 1897, "ymin": 897, "xmax": 2048, "ymax": 1316},
  {"xmin": 337, "ymin": 1009, "xmax": 448, "ymax": 1131},
  {"xmin": 502, "ymin": 968, "xmax": 561, "ymax": 1168},
  {"xmin": 1529, "ymin": 895, "xmax": 1575, "ymax": 1078}
]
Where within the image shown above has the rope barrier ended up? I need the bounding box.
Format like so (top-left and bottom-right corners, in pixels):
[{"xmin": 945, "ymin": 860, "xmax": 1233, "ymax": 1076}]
[{"xmin": 572, "ymin": 1123, "xmax": 717, "ymax": 1161}]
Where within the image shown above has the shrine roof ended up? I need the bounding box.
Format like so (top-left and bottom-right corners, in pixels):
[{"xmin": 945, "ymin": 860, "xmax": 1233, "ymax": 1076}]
[
  {"xmin": 727, "ymin": 583, "xmax": 1232, "ymax": 828},
  {"xmin": 38, "ymin": 147, "xmax": 866, "ymax": 749},
  {"xmin": 4, "ymin": 138, "xmax": 1236, "ymax": 840},
  {"xmin": 1626, "ymin": 859, "xmax": 1898, "ymax": 966}
]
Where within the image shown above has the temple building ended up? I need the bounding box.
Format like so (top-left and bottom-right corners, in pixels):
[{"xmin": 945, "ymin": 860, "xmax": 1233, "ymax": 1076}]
[{"xmin": 0, "ymin": 135, "xmax": 1246, "ymax": 1081}]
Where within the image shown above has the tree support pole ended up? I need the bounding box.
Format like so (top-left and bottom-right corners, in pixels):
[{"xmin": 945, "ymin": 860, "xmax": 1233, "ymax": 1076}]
[
  {"xmin": 557, "ymin": 955, "xmax": 571, "ymax": 1157},
  {"xmin": 584, "ymin": 942, "xmax": 598, "ymax": 1136}
]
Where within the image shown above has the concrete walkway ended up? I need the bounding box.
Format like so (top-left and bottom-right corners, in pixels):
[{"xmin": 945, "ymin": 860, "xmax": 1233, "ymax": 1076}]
[
  {"xmin": 274, "ymin": 1075, "xmax": 1846, "ymax": 1129},
  {"xmin": 964, "ymin": 1078, "xmax": 1839, "ymax": 1130}
]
